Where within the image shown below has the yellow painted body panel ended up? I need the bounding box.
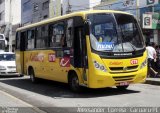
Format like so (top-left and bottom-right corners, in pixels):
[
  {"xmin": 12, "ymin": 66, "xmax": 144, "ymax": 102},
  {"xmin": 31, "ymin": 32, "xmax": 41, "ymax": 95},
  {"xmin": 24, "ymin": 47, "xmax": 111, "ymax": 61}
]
[
  {"xmin": 24, "ymin": 50, "xmax": 69, "ymax": 83},
  {"xmin": 15, "ymin": 51, "xmax": 24, "ymax": 74},
  {"xmin": 16, "ymin": 49, "xmax": 84, "ymax": 84}
]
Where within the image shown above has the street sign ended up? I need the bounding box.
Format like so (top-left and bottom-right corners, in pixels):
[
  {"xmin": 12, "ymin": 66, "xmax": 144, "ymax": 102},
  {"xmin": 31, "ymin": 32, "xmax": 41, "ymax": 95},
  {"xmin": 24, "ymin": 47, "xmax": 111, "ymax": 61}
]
[{"xmin": 143, "ymin": 13, "xmax": 160, "ymax": 29}]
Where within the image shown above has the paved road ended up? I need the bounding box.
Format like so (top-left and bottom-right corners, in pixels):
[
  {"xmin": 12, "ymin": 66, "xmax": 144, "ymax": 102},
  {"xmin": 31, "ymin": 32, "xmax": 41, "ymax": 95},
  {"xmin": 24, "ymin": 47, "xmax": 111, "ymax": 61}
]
[
  {"xmin": 0, "ymin": 76, "xmax": 160, "ymax": 113},
  {"xmin": 0, "ymin": 88, "xmax": 45, "ymax": 113}
]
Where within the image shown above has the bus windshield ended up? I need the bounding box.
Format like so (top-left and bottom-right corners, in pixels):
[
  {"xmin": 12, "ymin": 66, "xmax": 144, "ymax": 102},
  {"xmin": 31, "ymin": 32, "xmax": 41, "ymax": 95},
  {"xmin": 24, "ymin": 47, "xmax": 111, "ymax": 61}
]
[{"xmin": 87, "ymin": 13, "xmax": 144, "ymax": 53}]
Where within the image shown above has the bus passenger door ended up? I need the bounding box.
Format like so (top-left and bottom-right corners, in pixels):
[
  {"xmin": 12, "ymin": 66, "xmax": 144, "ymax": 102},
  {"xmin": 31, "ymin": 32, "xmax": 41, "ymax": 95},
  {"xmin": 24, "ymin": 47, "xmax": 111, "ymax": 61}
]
[
  {"xmin": 15, "ymin": 31, "xmax": 25, "ymax": 75},
  {"xmin": 73, "ymin": 26, "xmax": 88, "ymax": 85},
  {"xmin": 73, "ymin": 21, "xmax": 88, "ymax": 84}
]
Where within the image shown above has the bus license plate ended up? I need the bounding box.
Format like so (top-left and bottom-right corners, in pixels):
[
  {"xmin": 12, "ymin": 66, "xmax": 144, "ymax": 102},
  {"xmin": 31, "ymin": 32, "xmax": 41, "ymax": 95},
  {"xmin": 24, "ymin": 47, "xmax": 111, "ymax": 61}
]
[{"xmin": 119, "ymin": 82, "xmax": 129, "ymax": 86}]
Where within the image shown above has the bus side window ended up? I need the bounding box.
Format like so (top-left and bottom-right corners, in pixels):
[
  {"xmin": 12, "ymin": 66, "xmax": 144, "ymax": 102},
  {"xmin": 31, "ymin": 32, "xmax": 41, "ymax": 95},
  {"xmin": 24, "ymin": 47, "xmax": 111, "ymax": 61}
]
[
  {"xmin": 27, "ymin": 29, "xmax": 35, "ymax": 49},
  {"xmin": 36, "ymin": 27, "xmax": 42, "ymax": 48},
  {"xmin": 41, "ymin": 25, "xmax": 49, "ymax": 48},
  {"xmin": 66, "ymin": 19, "xmax": 73, "ymax": 47},
  {"xmin": 16, "ymin": 32, "xmax": 20, "ymax": 50},
  {"xmin": 49, "ymin": 22, "xmax": 65, "ymax": 47},
  {"xmin": 21, "ymin": 31, "xmax": 27, "ymax": 50}
]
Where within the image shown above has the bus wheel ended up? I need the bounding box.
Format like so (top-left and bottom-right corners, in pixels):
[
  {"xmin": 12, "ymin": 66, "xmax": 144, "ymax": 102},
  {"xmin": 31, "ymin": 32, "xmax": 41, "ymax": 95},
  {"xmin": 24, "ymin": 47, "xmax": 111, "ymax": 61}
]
[
  {"xmin": 116, "ymin": 85, "xmax": 129, "ymax": 90},
  {"xmin": 69, "ymin": 73, "xmax": 81, "ymax": 92},
  {"xmin": 29, "ymin": 68, "xmax": 38, "ymax": 83}
]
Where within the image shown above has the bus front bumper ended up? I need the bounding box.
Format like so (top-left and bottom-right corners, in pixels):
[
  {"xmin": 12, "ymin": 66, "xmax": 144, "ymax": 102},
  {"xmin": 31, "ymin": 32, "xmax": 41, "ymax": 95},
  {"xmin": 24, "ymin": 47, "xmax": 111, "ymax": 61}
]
[{"xmin": 87, "ymin": 67, "xmax": 147, "ymax": 89}]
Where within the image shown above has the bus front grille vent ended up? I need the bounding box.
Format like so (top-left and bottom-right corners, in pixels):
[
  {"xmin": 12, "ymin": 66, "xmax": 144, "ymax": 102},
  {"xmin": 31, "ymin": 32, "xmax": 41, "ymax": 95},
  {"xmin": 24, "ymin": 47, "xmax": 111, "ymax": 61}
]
[
  {"xmin": 113, "ymin": 75, "xmax": 135, "ymax": 82},
  {"xmin": 109, "ymin": 65, "xmax": 138, "ymax": 73}
]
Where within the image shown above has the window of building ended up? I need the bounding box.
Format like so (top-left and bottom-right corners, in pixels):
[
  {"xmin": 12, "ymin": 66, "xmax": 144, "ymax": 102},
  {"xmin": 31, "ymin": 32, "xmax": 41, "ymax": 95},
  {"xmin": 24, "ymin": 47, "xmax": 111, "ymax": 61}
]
[
  {"xmin": 43, "ymin": 15, "xmax": 48, "ymax": 19},
  {"xmin": 42, "ymin": 1, "xmax": 49, "ymax": 10},
  {"xmin": 0, "ymin": 11, "xmax": 4, "ymax": 21},
  {"xmin": 33, "ymin": 3, "xmax": 38, "ymax": 12},
  {"xmin": 23, "ymin": 0, "xmax": 32, "ymax": 12}
]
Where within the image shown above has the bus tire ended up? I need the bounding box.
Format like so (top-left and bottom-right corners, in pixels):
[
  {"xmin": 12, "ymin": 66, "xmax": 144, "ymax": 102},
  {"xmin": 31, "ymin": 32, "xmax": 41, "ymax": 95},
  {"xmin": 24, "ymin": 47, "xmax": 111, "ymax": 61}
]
[
  {"xmin": 68, "ymin": 72, "xmax": 81, "ymax": 92},
  {"xmin": 116, "ymin": 85, "xmax": 129, "ymax": 90},
  {"xmin": 29, "ymin": 68, "xmax": 38, "ymax": 83}
]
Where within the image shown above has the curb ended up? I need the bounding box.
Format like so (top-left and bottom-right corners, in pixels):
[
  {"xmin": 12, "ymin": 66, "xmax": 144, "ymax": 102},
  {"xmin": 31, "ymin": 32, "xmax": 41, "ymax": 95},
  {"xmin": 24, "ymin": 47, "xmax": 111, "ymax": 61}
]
[{"xmin": 145, "ymin": 78, "xmax": 160, "ymax": 85}]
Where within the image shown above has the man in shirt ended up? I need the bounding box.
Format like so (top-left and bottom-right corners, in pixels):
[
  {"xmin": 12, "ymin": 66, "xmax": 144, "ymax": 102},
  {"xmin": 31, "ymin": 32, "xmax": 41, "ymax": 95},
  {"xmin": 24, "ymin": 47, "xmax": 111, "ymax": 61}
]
[{"xmin": 146, "ymin": 42, "xmax": 158, "ymax": 77}]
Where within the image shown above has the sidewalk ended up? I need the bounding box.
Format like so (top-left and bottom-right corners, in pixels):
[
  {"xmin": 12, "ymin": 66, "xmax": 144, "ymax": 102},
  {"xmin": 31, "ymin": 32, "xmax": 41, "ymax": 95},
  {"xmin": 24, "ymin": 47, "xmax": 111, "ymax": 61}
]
[
  {"xmin": 145, "ymin": 77, "xmax": 160, "ymax": 85},
  {"xmin": 0, "ymin": 90, "xmax": 46, "ymax": 113}
]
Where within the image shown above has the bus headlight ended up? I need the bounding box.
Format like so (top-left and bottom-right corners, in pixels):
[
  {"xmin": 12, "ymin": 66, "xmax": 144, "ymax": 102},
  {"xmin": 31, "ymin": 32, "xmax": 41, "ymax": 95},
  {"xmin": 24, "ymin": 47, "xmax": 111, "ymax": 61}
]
[
  {"xmin": 140, "ymin": 58, "xmax": 147, "ymax": 69},
  {"xmin": 0, "ymin": 66, "xmax": 6, "ymax": 70},
  {"xmin": 93, "ymin": 60, "xmax": 107, "ymax": 72}
]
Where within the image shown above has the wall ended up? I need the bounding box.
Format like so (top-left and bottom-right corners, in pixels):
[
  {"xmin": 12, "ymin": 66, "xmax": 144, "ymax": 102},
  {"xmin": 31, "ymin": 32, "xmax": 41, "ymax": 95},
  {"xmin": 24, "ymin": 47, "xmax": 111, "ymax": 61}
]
[
  {"xmin": 21, "ymin": 0, "xmax": 32, "ymax": 25},
  {"xmin": 90, "ymin": 0, "xmax": 101, "ymax": 8},
  {"xmin": 62, "ymin": 0, "xmax": 101, "ymax": 15},
  {"xmin": 4, "ymin": 0, "xmax": 10, "ymax": 24},
  {"xmin": 139, "ymin": 0, "xmax": 160, "ymax": 44},
  {"xmin": 21, "ymin": 0, "xmax": 49, "ymax": 25},
  {"xmin": 11, "ymin": 0, "xmax": 21, "ymax": 25},
  {"xmin": 0, "ymin": 0, "xmax": 5, "ymax": 26},
  {"xmin": 49, "ymin": 0, "xmax": 61, "ymax": 18},
  {"xmin": 94, "ymin": 0, "xmax": 137, "ymax": 16}
]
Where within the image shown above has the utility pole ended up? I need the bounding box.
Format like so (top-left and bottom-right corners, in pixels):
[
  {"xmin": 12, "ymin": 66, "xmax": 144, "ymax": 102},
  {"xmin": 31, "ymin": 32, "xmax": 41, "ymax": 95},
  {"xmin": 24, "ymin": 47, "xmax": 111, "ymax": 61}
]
[
  {"xmin": 9, "ymin": 0, "xmax": 12, "ymax": 52},
  {"xmin": 67, "ymin": 0, "xmax": 71, "ymax": 14},
  {"xmin": 136, "ymin": 0, "xmax": 140, "ymax": 22}
]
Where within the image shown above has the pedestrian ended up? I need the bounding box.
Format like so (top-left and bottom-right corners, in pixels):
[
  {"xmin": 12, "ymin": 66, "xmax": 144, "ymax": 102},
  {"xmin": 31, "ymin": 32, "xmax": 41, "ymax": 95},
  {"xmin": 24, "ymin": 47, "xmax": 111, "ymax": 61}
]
[
  {"xmin": 155, "ymin": 45, "xmax": 160, "ymax": 71},
  {"xmin": 146, "ymin": 42, "xmax": 158, "ymax": 77}
]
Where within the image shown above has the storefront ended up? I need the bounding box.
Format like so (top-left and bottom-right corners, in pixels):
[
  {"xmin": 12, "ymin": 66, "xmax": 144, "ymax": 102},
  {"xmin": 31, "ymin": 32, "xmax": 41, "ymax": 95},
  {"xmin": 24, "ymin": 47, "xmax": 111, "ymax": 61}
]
[
  {"xmin": 142, "ymin": 11, "xmax": 160, "ymax": 45},
  {"xmin": 139, "ymin": 0, "xmax": 160, "ymax": 45}
]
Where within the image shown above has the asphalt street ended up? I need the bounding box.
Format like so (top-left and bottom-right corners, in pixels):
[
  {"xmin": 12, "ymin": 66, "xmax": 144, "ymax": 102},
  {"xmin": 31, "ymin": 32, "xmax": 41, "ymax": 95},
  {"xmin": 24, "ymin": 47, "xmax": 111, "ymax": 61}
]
[{"xmin": 0, "ymin": 76, "xmax": 160, "ymax": 113}]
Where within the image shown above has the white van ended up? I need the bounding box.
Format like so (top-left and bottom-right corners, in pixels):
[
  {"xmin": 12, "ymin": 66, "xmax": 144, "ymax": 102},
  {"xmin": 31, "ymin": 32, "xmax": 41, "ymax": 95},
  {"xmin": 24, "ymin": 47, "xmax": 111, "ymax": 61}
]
[{"xmin": 0, "ymin": 52, "xmax": 19, "ymax": 76}]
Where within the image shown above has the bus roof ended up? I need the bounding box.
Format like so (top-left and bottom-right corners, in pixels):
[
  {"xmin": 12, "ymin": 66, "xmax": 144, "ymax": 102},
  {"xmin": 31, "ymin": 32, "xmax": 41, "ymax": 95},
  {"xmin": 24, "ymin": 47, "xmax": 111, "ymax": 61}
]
[{"xmin": 16, "ymin": 10, "xmax": 132, "ymax": 32}]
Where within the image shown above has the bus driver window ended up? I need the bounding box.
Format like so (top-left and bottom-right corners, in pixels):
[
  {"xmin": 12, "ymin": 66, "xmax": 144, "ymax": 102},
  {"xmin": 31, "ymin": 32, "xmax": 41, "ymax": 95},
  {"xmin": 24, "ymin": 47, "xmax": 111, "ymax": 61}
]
[{"xmin": 60, "ymin": 34, "xmax": 66, "ymax": 47}]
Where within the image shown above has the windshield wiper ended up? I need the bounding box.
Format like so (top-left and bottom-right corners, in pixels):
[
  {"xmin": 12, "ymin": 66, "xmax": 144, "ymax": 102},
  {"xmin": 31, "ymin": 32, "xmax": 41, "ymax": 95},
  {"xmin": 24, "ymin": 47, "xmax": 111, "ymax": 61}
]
[{"xmin": 128, "ymin": 42, "xmax": 137, "ymax": 54}]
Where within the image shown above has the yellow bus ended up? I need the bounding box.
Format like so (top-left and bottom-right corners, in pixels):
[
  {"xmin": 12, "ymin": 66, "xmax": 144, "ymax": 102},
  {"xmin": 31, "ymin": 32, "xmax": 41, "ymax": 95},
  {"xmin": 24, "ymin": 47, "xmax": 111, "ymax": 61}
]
[{"xmin": 15, "ymin": 10, "xmax": 147, "ymax": 92}]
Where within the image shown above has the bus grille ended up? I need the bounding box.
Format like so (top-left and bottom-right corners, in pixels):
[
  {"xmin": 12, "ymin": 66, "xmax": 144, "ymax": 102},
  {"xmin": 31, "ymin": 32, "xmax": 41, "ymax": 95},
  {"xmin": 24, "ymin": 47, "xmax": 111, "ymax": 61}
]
[
  {"xmin": 113, "ymin": 75, "xmax": 135, "ymax": 82},
  {"xmin": 109, "ymin": 65, "xmax": 138, "ymax": 74}
]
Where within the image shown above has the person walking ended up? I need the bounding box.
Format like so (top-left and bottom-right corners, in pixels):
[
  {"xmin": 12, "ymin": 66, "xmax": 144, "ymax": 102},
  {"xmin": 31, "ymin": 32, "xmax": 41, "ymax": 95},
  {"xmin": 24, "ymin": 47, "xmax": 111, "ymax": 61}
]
[{"xmin": 146, "ymin": 42, "xmax": 158, "ymax": 77}]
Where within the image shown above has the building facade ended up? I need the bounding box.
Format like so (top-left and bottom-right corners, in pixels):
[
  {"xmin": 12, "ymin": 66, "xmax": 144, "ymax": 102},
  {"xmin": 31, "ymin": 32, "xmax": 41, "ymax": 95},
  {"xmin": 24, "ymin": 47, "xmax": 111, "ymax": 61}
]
[
  {"xmin": 49, "ymin": 0, "xmax": 61, "ymax": 18},
  {"xmin": 21, "ymin": 0, "xmax": 101, "ymax": 24},
  {"xmin": 140, "ymin": 0, "xmax": 160, "ymax": 45},
  {"xmin": 21, "ymin": 0, "xmax": 50, "ymax": 25},
  {"xmin": 0, "ymin": 0, "xmax": 21, "ymax": 51},
  {"xmin": 62, "ymin": 0, "xmax": 101, "ymax": 15}
]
